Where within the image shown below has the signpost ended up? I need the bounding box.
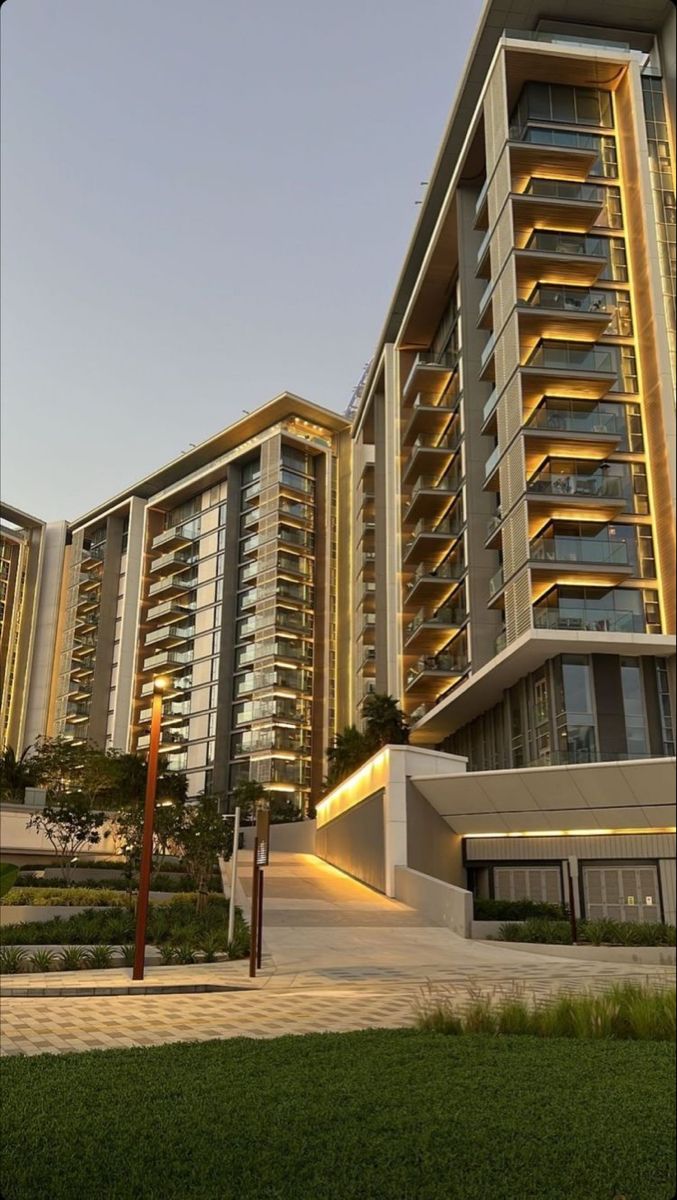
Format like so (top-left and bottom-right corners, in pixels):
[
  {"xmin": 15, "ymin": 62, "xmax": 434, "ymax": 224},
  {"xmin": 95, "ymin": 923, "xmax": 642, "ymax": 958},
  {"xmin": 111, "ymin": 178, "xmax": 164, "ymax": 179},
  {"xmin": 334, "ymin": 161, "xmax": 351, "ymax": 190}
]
[
  {"xmin": 226, "ymin": 806, "xmax": 241, "ymax": 948},
  {"xmin": 249, "ymin": 801, "xmax": 270, "ymax": 978}
]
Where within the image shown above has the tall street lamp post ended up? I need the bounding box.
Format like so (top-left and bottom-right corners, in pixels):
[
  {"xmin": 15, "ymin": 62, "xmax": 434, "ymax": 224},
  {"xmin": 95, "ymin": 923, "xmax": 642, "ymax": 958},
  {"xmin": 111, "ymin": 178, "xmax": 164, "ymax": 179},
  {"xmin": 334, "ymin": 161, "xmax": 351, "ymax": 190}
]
[{"xmin": 133, "ymin": 675, "xmax": 170, "ymax": 981}]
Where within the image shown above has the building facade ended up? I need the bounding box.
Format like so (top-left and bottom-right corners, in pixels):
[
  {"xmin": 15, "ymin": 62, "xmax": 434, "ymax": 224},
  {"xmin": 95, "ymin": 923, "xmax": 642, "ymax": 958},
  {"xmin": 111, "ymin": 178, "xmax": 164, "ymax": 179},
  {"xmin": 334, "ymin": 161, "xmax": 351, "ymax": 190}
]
[
  {"xmin": 351, "ymin": 1, "xmax": 676, "ymax": 774},
  {"xmin": 45, "ymin": 396, "xmax": 350, "ymax": 807},
  {"xmin": 2, "ymin": 1, "xmax": 676, "ymax": 890}
]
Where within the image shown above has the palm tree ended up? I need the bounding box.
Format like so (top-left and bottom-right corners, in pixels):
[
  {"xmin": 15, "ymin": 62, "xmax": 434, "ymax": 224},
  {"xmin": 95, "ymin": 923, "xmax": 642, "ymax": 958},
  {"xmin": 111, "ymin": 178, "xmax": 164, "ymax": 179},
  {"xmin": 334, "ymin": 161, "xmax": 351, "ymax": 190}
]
[
  {"xmin": 0, "ymin": 746, "xmax": 37, "ymax": 803},
  {"xmin": 362, "ymin": 693, "xmax": 409, "ymax": 748},
  {"xmin": 325, "ymin": 725, "xmax": 373, "ymax": 788}
]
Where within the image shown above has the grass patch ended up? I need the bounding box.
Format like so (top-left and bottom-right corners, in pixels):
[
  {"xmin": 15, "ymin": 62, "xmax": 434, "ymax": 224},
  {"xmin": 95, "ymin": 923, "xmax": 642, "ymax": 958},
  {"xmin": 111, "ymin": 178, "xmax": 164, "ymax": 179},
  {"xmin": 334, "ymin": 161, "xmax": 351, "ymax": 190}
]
[
  {"xmin": 1, "ymin": 1030, "xmax": 675, "ymax": 1200},
  {"xmin": 0, "ymin": 862, "xmax": 18, "ymax": 898},
  {"xmin": 416, "ymin": 982, "xmax": 676, "ymax": 1042}
]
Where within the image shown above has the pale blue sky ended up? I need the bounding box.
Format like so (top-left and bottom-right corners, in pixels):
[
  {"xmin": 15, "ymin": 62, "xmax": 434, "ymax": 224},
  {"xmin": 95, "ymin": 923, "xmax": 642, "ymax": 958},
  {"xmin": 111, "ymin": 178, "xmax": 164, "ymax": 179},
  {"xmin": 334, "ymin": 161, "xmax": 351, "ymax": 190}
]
[{"xmin": 1, "ymin": 0, "xmax": 484, "ymax": 519}]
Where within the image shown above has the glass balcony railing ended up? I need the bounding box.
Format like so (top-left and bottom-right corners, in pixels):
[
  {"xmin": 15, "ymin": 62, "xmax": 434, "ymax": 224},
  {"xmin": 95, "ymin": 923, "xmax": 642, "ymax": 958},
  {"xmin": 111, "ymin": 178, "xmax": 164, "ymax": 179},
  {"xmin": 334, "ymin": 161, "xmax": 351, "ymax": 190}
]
[
  {"xmin": 484, "ymin": 445, "xmax": 500, "ymax": 478},
  {"xmin": 411, "ymin": 429, "xmax": 461, "ymax": 452},
  {"xmin": 409, "ymin": 472, "xmax": 462, "ymax": 500},
  {"xmin": 478, "ymin": 279, "xmax": 493, "ymax": 314},
  {"xmin": 482, "ymin": 388, "xmax": 499, "ymax": 423},
  {"xmin": 495, "ymin": 629, "xmax": 507, "ymax": 654},
  {"xmin": 475, "ymin": 177, "xmax": 489, "ymax": 217},
  {"xmin": 524, "ymin": 342, "xmax": 614, "ymax": 374},
  {"xmin": 486, "ymin": 511, "xmax": 502, "ymax": 539},
  {"xmin": 533, "ymin": 607, "xmax": 645, "ymax": 633},
  {"xmin": 488, "ymin": 567, "xmax": 504, "ymax": 597},
  {"xmin": 526, "ymin": 405, "xmax": 624, "ymax": 437},
  {"xmin": 405, "ymin": 606, "xmax": 463, "ymax": 637},
  {"xmin": 480, "ymin": 332, "xmax": 497, "ymax": 369},
  {"xmin": 525, "ymin": 231, "xmax": 607, "ymax": 259},
  {"xmin": 476, "ymin": 228, "xmax": 491, "ymax": 265},
  {"xmin": 522, "ymin": 285, "xmax": 610, "ymax": 316},
  {"xmin": 505, "ymin": 29, "xmax": 629, "ymax": 50},
  {"xmin": 145, "ymin": 624, "xmax": 194, "ymax": 647},
  {"xmin": 142, "ymin": 649, "xmax": 192, "ymax": 672},
  {"xmin": 148, "ymin": 573, "xmax": 197, "ymax": 598},
  {"xmin": 530, "ymin": 536, "xmax": 630, "ymax": 566},
  {"xmin": 523, "ymin": 179, "xmax": 604, "ymax": 204},
  {"xmin": 407, "ymin": 559, "xmax": 464, "ymax": 590},
  {"xmin": 407, "ymin": 653, "xmax": 468, "ymax": 685},
  {"xmin": 527, "ymin": 470, "xmax": 628, "ymax": 500}
]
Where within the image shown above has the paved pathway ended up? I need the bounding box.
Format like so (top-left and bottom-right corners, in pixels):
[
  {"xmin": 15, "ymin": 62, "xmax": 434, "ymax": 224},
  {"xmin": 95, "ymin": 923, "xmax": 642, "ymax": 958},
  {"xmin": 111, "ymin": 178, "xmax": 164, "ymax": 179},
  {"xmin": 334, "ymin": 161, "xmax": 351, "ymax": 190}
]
[{"xmin": 2, "ymin": 853, "xmax": 674, "ymax": 1056}]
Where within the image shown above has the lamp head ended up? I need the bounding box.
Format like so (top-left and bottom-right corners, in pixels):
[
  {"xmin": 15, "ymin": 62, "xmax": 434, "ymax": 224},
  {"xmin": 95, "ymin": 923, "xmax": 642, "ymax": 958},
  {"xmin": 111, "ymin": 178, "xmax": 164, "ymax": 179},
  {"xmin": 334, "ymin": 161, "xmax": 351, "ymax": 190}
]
[{"xmin": 153, "ymin": 676, "xmax": 171, "ymax": 694}]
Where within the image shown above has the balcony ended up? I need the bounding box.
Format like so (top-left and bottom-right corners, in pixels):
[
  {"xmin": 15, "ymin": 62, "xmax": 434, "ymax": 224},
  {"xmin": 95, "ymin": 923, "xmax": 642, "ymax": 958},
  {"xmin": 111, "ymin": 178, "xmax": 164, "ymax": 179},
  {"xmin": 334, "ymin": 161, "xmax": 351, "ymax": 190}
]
[
  {"xmin": 517, "ymin": 284, "xmax": 621, "ymax": 342},
  {"xmin": 533, "ymin": 605, "xmax": 645, "ymax": 634},
  {"xmin": 278, "ymin": 526, "xmax": 313, "ymax": 551},
  {"xmin": 403, "ymin": 471, "xmax": 462, "ymax": 525},
  {"xmin": 403, "ymin": 514, "xmax": 463, "ymax": 565},
  {"xmin": 144, "ymin": 623, "xmax": 194, "ymax": 649},
  {"xmin": 484, "ymin": 444, "xmax": 501, "ymax": 487},
  {"xmin": 146, "ymin": 600, "xmax": 195, "ymax": 625},
  {"xmin": 78, "ymin": 572, "xmax": 102, "ymax": 594},
  {"xmin": 512, "ymin": 179, "xmax": 604, "ymax": 239},
  {"xmin": 473, "ymin": 177, "xmax": 490, "ymax": 229},
  {"xmin": 359, "ymin": 646, "xmax": 376, "ymax": 676},
  {"xmin": 508, "ymin": 131, "xmax": 600, "ymax": 184},
  {"xmin": 488, "ymin": 566, "xmax": 504, "ymax": 598},
  {"xmin": 405, "ymin": 558, "xmax": 464, "ymax": 606},
  {"xmin": 139, "ymin": 701, "xmax": 190, "ymax": 725},
  {"xmin": 401, "ymin": 429, "xmax": 461, "ymax": 485},
  {"xmin": 149, "ymin": 549, "xmax": 196, "ymax": 577},
  {"xmin": 80, "ymin": 545, "xmax": 105, "ymax": 571},
  {"xmin": 478, "ymin": 332, "xmax": 497, "ymax": 381},
  {"xmin": 360, "ymin": 550, "xmax": 376, "ymax": 581},
  {"xmin": 515, "ymin": 231, "xmax": 607, "ymax": 291},
  {"xmin": 68, "ymin": 680, "xmax": 91, "ymax": 701},
  {"xmin": 404, "ymin": 605, "xmax": 464, "ymax": 652},
  {"xmin": 65, "ymin": 702, "xmax": 90, "ymax": 724},
  {"xmin": 401, "ymin": 390, "xmax": 461, "ymax": 443},
  {"xmin": 148, "ymin": 572, "xmax": 197, "ymax": 600},
  {"xmin": 138, "ymin": 728, "xmax": 189, "ymax": 752},
  {"xmin": 520, "ymin": 340, "xmax": 617, "ymax": 403},
  {"xmin": 151, "ymin": 521, "xmax": 199, "ymax": 553},
  {"xmin": 527, "ymin": 466, "xmax": 630, "ymax": 520},
  {"xmin": 529, "ymin": 534, "xmax": 632, "ymax": 584},
  {"xmin": 142, "ymin": 648, "xmax": 193, "ymax": 674},
  {"xmin": 402, "ymin": 350, "xmax": 459, "ymax": 404},
  {"xmin": 405, "ymin": 652, "xmax": 468, "ymax": 693},
  {"xmin": 475, "ymin": 228, "xmax": 492, "ymax": 278},
  {"xmin": 523, "ymin": 399, "xmax": 624, "ymax": 456},
  {"xmin": 495, "ymin": 629, "xmax": 507, "ymax": 655},
  {"xmin": 72, "ymin": 635, "xmax": 97, "ymax": 658},
  {"xmin": 361, "ymin": 613, "xmax": 376, "ymax": 644},
  {"xmin": 76, "ymin": 593, "xmax": 99, "ymax": 616}
]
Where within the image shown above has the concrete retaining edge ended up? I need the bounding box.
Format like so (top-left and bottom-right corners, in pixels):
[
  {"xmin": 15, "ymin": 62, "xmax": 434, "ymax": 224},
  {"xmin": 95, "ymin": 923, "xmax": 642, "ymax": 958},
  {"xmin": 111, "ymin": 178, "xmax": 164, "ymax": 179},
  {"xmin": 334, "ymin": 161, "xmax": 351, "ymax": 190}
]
[{"xmin": 393, "ymin": 866, "xmax": 472, "ymax": 938}]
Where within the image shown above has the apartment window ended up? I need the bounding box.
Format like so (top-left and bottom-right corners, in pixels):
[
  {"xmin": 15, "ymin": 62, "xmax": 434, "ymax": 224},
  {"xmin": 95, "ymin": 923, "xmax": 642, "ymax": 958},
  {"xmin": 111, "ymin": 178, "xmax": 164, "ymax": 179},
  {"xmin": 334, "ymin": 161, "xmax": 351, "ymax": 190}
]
[
  {"xmin": 656, "ymin": 661, "xmax": 675, "ymax": 755},
  {"xmin": 511, "ymin": 83, "xmax": 613, "ymax": 132},
  {"xmin": 281, "ymin": 444, "xmax": 311, "ymax": 475},
  {"xmin": 556, "ymin": 654, "xmax": 597, "ymax": 764},
  {"xmin": 241, "ymin": 458, "xmax": 261, "ymax": 486},
  {"xmin": 596, "ymin": 186, "xmax": 623, "ymax": 230},
  {"xmin": 620, "ymin": 659, "xmax": 649, "ymax": 757}
]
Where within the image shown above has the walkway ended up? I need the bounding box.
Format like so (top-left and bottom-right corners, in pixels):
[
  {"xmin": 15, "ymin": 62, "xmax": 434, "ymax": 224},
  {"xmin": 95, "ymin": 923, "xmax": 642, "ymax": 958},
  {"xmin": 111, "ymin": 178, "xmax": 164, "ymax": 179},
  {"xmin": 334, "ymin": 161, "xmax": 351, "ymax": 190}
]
[{"xmin": 2, "ymin": 853, "xmax": 674, "ymax": 1056}]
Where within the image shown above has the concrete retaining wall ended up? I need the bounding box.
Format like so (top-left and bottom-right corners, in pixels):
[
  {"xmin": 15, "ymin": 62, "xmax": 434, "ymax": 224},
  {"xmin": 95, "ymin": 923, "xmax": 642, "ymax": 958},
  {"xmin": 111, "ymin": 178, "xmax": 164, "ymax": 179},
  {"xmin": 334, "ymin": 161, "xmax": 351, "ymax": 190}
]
[
  {"xmin": 393, "ymin": 866, "xmax": 472, "ymax": 938},
  {"xmin": 241, "ymin": 819, "xmax": 316, "ymax": 854}
]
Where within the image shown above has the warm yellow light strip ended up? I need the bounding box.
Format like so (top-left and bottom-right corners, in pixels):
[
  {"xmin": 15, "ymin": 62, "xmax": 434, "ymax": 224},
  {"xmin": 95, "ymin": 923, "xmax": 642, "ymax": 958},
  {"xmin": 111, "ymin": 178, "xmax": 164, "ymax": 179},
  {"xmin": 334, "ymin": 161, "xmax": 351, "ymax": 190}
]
[
  {"xmin": 467, "ymin": 826, "xmax": 676, "ymax": 840},
  {"xmin": 315, "ymin": 749, "xmax": 389, "ymax": 827}
]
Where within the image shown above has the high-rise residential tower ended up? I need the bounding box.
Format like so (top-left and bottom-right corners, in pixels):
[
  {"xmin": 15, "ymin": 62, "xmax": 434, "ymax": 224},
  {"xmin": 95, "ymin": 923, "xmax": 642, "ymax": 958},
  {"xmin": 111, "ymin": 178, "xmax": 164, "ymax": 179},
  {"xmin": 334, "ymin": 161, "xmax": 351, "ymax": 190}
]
[
  {"xmin": 351, "ymin": 0, "xmax": 676, "ymax": 771},
  {"xmin": 48, "ymin": 396, "xmax": 350, "ymax": 807}
]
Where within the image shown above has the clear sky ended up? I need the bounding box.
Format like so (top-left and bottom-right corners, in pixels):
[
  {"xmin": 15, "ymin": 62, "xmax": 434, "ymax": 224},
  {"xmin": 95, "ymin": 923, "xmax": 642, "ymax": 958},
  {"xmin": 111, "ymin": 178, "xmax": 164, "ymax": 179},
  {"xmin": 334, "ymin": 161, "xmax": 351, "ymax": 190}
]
[{"xmin": 1, "ymin": 0, "xmax": 484, "ymax": 520}]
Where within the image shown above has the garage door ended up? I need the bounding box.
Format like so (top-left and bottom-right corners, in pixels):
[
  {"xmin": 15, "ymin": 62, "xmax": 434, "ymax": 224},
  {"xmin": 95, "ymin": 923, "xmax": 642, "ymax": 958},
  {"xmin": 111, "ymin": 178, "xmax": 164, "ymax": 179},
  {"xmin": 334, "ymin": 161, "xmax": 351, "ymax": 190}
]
[
  {"xmin": 493, "ymin": 866, "xmax": 562, "ymax": 905},
  {"xmin": 583, "ymin": 864, "xmax": 661, "ymax": 923}
]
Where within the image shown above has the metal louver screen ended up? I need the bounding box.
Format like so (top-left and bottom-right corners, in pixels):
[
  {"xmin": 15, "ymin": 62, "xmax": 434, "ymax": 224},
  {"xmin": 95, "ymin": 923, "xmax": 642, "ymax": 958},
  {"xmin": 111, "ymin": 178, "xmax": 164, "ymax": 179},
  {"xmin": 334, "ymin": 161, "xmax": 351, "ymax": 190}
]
[
  {"xmin": 583, "ymin": 864, "xmax": 660, "ymax": 923},
  {"xmin": 494, "ymin": 866, "xmax": 562, "ymax": 904}
]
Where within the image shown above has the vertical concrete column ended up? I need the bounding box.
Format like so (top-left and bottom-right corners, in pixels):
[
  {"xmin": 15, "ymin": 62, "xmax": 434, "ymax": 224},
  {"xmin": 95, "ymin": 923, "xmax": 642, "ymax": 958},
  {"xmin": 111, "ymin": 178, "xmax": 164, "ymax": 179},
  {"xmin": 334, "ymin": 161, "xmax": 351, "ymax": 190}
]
[
  {"xmin": 310, "ymin": 450, "xmax": 330, "ymax": 802},
  {"xmin": 111, "ymin": 496, "xmax": 146, "ymax": 750},
  {"xmin": 88, "ymin": 514, "xmax": 125, "ymax": 747},
  {"xmin": 382, "ymin": 748, "xmax": 408, "ymax": 897},
  {"xmin": 382, "ymin": 345, "xmax": 403, "ymax": 698},
  {"xmin": 212, "ymin": 462, "xmax": 242, "ymax": 799}
]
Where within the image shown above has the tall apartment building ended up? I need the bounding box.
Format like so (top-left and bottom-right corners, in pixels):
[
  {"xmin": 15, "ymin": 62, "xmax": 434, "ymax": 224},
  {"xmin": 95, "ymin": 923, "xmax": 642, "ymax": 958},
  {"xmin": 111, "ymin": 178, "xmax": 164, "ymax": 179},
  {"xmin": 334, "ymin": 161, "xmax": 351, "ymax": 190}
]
[
  {"xmin": 0, "ymin": 505, "xmax": 68, "ymax": 754},
  {"xmin": 351, "ymin": 0, "xmax": 676, "ymax": 774},
  {"xmin": 48, "ymin": 396, "xmax": 350, "ymax": 807}
]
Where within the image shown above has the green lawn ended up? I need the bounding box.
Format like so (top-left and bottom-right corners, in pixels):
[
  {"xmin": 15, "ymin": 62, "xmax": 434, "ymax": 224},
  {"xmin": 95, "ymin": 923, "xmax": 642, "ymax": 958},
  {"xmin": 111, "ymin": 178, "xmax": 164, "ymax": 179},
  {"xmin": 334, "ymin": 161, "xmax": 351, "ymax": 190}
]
[{"xmin": 1, "ymin": 1030, "xmax": 674, "ymax": 1200}]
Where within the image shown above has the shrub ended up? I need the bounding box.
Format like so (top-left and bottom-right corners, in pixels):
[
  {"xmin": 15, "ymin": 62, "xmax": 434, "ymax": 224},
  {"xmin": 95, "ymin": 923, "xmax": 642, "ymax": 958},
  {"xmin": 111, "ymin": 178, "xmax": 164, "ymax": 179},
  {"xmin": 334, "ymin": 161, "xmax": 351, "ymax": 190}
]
[
  {"xmin": 199, "ymin": 931, "xmax": 224, "ymax": 962},
  {"xmin": 30, "ymin": 949, "xmax": 57, "ymax": 973},
  {"xmin": 0, "ymin": 946, "xmax": 27, "ymax": 974},
  {"xmin": 86, "ymin": 945, "xmax": 115, "ymax": 970},
  {"xmin": 158, "ymin": 944, "xmax": 177, "ymax": 965},
  {"xmin": 59, "ymin": 947, "xmax": 88, "ymax": 971},
  {"xmin": 474, "ymin": 898, "xmax": 566, "ymax": 921},
  {"xmin": 2, "ymin": 887, "xmax": 130, "ymax": 908},
  {"xmin": 119, "ymin": 944, "xmax": 135, "ymax": 966},
  {"xmin": 173, "ymin": 943, "xmax": 197, "ymax": 965},
  {"xmin": 416, "ymin": 983, "xmax": 676, "ymax": 1042},
  {"xmin": 498, "ymin": 919, "xmax": 572, "ymax": 944}
]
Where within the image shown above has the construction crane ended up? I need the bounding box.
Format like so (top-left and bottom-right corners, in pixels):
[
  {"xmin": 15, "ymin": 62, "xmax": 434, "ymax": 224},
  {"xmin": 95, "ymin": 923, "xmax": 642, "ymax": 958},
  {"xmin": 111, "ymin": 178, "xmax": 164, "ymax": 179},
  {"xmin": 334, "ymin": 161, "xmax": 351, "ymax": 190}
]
[{"xmin": 344, "ymin": 359, "xmax": 372, "ymax": 419}]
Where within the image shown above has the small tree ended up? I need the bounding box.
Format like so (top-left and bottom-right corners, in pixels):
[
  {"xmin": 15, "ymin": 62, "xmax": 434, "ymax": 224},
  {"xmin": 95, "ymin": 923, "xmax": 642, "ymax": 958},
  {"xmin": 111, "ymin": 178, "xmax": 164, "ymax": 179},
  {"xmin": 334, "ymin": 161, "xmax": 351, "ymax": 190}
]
[
  {"xmin": 0, "ymin": 746, "xmax": 37, "ymax": 803},
  {"xmin": 362, "ymin": 693, "xmax": 409, "ymax": 748},
  {"xmin": 176, "ymin": 796, "xmax": 233, "ymax": 913},
  {"xmin": 325, "ymin": 725, "xmax": 373, "ymax": 788},
  {"xmin": 27, "ymin": 799, "xmax": 107, "ymax": 883}
]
